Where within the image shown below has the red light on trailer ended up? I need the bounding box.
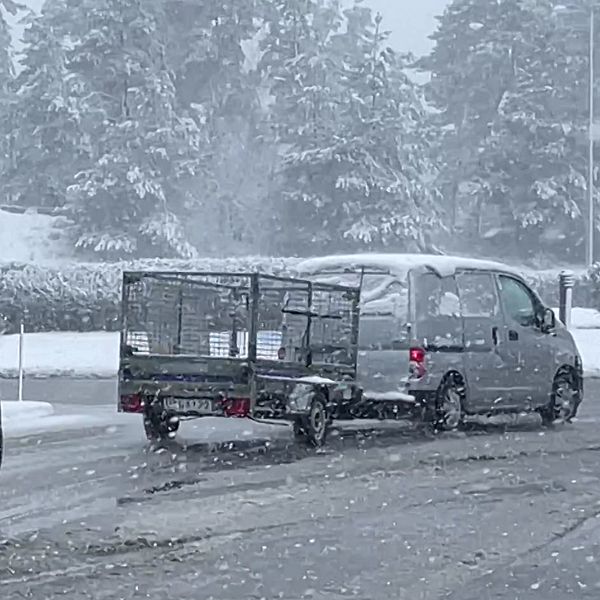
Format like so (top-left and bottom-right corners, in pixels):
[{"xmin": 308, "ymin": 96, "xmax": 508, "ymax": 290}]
[
  {"xmin": 409, "ymin": 347, "xmax": 425, "ymax": 364},
  {"xmin": 120, "ymin": 393, "xmax": 144, "ymax": 413},
  {"xmin": 222, "ymin": 397, "xmax": 251, "ymax": 418}
]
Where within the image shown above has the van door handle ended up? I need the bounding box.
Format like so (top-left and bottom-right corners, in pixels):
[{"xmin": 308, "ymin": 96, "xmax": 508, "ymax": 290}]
[
  {"xmin": 508, "ymin": 329, "xmax": 519, "ymax": 341},
  {"xmin": 492, "ymin": 326, "xmax": 499, "ymax": 346}
]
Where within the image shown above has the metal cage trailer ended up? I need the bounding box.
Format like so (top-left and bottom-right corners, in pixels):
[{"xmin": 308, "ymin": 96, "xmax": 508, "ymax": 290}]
[{"xmin": 118, "ymin": 271, "xmax": 362, "ymax": 446}]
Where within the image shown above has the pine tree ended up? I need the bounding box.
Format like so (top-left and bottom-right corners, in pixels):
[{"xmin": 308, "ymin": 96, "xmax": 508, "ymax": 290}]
[
  {"xmin": 0, "ymin": 0, "xmax": 25, "ymax": 204},
  {"xmin": 419, "ymin": 0, "xmax": 535, "ymax": 244},
  {"xmin": 330, "ymin": 5, "xmax": 441, "ymax": 249},
  {"xmin": 423, "ymin": 0, "xmax": 592, "ymax": 260},
  {"xmin": 267, "ymin": 2, "xmax": 440, "ymax": 253},
  {"xmin": 65, "ymin": 0, "xmax": 207, "ymax": 258},
  {"xmin": 163, "ymin": 0, "xmax": 271, "ymax": 254},
  {"xmin": 474, "ymin": 1, "xmax": 588, "ymax": 258},
  {"xmin": 259, "ymin": 0, "xmax": 345, "ymax": 251},
  {"xmin": 165, "ymin": 0, "xmax": 258, "ymax": 115},
  {"xmin": 8, "ymin": 0, "xmax": 83, "ymax": 208}
]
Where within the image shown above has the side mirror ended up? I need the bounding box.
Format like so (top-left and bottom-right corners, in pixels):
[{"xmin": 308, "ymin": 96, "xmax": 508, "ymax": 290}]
[{"xmin": 541, "ymin": 308, "xmax": 556, "ymax": 333}]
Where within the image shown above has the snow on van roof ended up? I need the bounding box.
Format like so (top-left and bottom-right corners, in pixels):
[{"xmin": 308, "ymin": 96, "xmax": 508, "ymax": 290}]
[{"xmin": 296, "ymin": 253, "xmax": 522, "ymax": 278}]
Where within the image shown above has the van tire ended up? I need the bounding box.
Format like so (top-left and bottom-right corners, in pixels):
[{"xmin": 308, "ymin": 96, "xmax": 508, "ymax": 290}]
[
  {"xmin": 540, "ymin": 369, "xmax": 580, "ymax": 426},
  {"xmin": 433, "ymin": 373, "xmax": 465, "ymax": 432}
]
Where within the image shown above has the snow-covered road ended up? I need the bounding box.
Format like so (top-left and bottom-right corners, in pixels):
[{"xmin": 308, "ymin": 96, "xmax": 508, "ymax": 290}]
[{"xmin": 2, "ymin": 381, "xmax": 600, "ymax": 598}]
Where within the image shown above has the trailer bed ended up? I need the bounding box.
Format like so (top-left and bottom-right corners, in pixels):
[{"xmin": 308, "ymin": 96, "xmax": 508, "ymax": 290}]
[{"xmin": 118, "ymin": 271, "xmax": 361, "ymax": 442}]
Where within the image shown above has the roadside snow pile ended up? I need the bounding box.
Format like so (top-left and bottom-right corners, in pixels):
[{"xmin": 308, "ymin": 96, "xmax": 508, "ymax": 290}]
[
  {"xmin": 2, "ymin": 401, "xmax": 54, "ymax": 421},
  {"xmin": 0, "ymin": 331, "xmax": 119, "ymax": 378},
  {"xmin": 548, "ymin": 308, "xmax": 600, "ymax": 376},
  {"xmin": 571, "ymin": 331, "xmax": 600, "ymax": 377},
  {"xmin": 0, "ymin": 401, "xmax": 124, "ymax": 438},
  {"xmin": 562, "ymin": 307, "xmax": 600, "ymax": 329}
]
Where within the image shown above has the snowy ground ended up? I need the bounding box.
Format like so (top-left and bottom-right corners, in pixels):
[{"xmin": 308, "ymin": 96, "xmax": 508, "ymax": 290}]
[
  {"xmin": 0, "ymin": 398, "xmax": 295, "ymax": 443},
  {"xmin": 0, "ymin": 331, "xmax": 119, "ymax": 378},
  {"xmin": 1, "ymin": 308, "xmax": 600, "ymax": 378},
  {"xmin": 2, "ymin": 382, "xmax": 600, "ymax": 599}
]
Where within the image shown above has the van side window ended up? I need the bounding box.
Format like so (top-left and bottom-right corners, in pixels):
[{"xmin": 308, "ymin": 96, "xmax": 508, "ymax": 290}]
[
  {"xmin": 497, "ymin": 276, "xmax": 537, "ymax": 327},
  {"xmin": 414, "ymin": 272, "xmax": 460, "ymax": 318},
  {"xmin": 456, "ymin": 272, "xmax": 499, "ymax": 317},
  {"xmin": 414, "ymin": 272, "xmax": 461, "ymax": 348}
]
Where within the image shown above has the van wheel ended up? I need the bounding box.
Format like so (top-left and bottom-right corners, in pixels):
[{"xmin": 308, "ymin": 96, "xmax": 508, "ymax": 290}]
[
  {"xmin": 540, "ymin": 370, "xmax": 580, "ymax": 426},
  {"xmin": 293, "ymin": 394, "xmax": 329, "ymax": 447},
  {"xmin": 144, "ymin": 410, "xmax": 179, "ymax": 442},
  {"xmin": 433, "ymin": 374, "xmax": 465, "ymax": 432}
]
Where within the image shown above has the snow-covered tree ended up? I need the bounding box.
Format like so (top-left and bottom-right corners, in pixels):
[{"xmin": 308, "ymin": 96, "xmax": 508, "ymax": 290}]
[
  {"xmin": 473, "ymin": 1, "xmax": 589, "ymax": 258},
  {"xmin": 0, "ymin": 0, "xmax": 25, "ymax": 204},
  {"xmin": 65, "ymin": 0, "xmax": 207, "ymax": 258},
  {"xmin": 266, "ymin": 2, "xmax": 440, "ymax": 253},
  {"xmin": 166, "ymin": 0, "xmax": 258, "ymax": 115},
  {"xmin": 423, "ymin": 0, "xmax": 594, "ymax": 260},
  {"xmin": 259, "ymin": 0, "xmax": 344, "ymax": 251},
  {"xmin": 163, "ymin": 0, "xmax": 273, "ymax": 254},
  {"xmin": 8, "ymin": 0, "xmax": 84, "ymax": 208},
  {"xmin": 329, "ymin": 5, "xmax": 441, "ymax": 250}
]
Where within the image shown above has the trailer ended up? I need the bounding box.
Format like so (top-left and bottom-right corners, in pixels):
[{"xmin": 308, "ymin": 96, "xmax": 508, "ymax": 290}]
[{"xmin": 118, "ymin": 271, "xmax": 362, "ymax": 446}]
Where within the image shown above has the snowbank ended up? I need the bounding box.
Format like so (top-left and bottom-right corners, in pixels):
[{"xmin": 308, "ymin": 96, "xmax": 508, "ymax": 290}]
[
  {"xmin": 571, "ymin": 330, "xmax": 600, "ymax": 377},
  {"xmin": 0, "ymin": 401, "xmax": 129, "ymax": 438},
  {"xmin": 1, "ymin": 318, "xmax": 600, "ymax": 379},
  {"xmin": 2, "ymin": 400, "xmax": 54, "ymax": 421},
  {"xmin": 0, "ymin": 331, "xmax": 119, "ymax": 378},
  {"xmin": 554, "ymin": 307, "xmax": 600, "ymax": 329}
]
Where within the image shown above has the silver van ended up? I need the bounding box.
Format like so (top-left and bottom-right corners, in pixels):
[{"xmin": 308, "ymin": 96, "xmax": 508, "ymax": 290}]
[{"xmin": 296, "ymin": 254, "xmax": 583, "ymax": 430}]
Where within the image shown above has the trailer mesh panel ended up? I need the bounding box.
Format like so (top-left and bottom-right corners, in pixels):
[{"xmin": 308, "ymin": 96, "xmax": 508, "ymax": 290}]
[{"xmin": 122, "ymin": 272, "xmax": 358, "ymax": 366}]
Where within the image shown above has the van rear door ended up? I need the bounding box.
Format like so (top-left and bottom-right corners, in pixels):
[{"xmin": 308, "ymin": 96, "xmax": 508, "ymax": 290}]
[{"xmin": 356, "ymin": 275, "xmax": 410, "ymax": 397}]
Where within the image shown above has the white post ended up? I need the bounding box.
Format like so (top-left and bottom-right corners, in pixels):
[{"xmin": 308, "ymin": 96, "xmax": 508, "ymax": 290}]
[
  {"xmin": 588, "ymin": 7, "xmax": 595, "ymax": 267},
  {"xmin": 559, "ymin": 271, "xmax": 575, "ymax": 330},
  {"xmin": 17, "ymin": 321, "xmax": 24, "ymax": 402}
]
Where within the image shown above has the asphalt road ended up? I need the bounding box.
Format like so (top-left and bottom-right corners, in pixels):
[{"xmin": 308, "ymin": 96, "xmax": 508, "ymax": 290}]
[
  {"xmin": 0, "ymin": 377, "xmax": 116, "ymax": 405},
  {"xmin": 2, "ymin": 379, "xmax": 600, "ymax": 599}
]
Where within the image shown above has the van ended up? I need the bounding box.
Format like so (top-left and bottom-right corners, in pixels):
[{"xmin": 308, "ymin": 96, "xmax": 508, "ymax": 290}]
[{"xmin": 296, "ymin": 254, "xmax": 583, "ymax": 429}]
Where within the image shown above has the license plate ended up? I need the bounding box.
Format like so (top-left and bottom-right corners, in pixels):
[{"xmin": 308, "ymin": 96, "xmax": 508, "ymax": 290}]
[{"xmin": 164, "ymin": 398, "xmax": 217, "ymax": 414}]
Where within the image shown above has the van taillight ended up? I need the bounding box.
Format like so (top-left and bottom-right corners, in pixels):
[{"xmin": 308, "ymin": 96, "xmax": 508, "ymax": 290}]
[{"xmin": 409, "ymin": 347, "xmax": 426, "ymax": 379}]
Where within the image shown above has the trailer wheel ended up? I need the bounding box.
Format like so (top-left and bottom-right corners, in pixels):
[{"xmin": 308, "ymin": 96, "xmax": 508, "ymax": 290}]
[
  {"xmin": 293, "ymin": 394, "xmax": 329, "ymax": 447},
  {"xmin": 143, "ymin": 410, "xmax": 179, "ymax": 442}
]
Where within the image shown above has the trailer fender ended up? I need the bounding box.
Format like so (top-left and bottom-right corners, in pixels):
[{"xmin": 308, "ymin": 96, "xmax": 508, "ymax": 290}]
[{"xmin": 288, "ymin": 382, "xmax": 330, "ymax": 414}]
